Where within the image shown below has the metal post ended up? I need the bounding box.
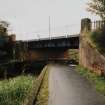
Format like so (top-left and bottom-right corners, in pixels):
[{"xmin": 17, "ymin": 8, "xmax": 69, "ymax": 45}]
[{"xmin": 49, "ymin": 16, "xmax": 51, "ymax": 39}]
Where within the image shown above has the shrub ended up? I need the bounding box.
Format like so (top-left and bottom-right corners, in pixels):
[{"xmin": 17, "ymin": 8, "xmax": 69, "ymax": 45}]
[{"xmin": 90, "ymin": 27, "xmax": 105, "ymax": 54}]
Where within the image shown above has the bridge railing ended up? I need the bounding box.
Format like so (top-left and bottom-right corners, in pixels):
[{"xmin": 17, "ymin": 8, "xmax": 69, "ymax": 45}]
[
  {"xmin": 23, "ymin": 34, "xmax": 79, "ymax": 42},
  {"xmin": 81, "ymin": 18, "xmax": 105, "ymax": 32}
]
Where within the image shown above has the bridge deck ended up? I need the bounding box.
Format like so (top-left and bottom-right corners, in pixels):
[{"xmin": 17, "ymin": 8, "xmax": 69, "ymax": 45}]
[
  {"xmin": 24, "ymin": 35, "xmax": 79, "ymax": 49},
  {"xmin": 23, "ymin": 34, "xmax": 79, "ymax": 42}
]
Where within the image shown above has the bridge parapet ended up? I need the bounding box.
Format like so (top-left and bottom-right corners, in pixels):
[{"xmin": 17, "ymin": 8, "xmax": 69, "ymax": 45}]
[
  {"xmin": 24, "ymin": 35, "xmax": 79, "ymax": 49},
  {"xmin": 24, "ymin": 34, "xmax": 79, "ymax": 42}
]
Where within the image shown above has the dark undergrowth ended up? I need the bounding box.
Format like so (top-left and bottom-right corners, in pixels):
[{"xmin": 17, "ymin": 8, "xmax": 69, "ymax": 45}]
[{"xmin": 89, "ymin": 27, "xmax": 105, "ymax": 55}]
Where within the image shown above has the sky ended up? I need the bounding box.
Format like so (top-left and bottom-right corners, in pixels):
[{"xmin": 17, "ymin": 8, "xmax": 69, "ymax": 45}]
[{"xmin": 0, "ymin": 0, "xmax": 100, "ymax": 40}]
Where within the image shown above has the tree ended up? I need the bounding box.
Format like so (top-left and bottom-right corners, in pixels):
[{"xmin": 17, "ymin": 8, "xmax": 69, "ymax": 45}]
[
  {"xmin": 87, "ymin": 0, "xmax": 105, "ymax": 20},
  {"xmin": 0, "ymin": 21, "xmax": 9, "ymax": 28},
  {"xmin": 0, "ymin": 20, "xmax": 9, "ymax": 36}
]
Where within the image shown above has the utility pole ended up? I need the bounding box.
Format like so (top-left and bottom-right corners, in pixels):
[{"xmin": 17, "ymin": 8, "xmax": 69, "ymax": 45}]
[
  {"xmin": 37, "ymin": 34, "xmax": 40, "ymax": 40},
  {"xmin": 49, "ymin": 16, "xmax": 51, "ymax": 39},
  {"xmin": 65, "ymin": 25, "xmax": 69, "ymax": 38}
]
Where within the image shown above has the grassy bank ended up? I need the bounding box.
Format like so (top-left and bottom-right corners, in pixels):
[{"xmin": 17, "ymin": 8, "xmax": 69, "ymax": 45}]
[
  {"xmin": 35, "ymin": 68, "xmax": 49, "ymax": 105},
  {"xmin": 0, "ymin": 75, "xmax": 34, "ymax": 105},
  {"xmin": 76, "ymin": 66, "xmax": 105, "ymax": 96}
]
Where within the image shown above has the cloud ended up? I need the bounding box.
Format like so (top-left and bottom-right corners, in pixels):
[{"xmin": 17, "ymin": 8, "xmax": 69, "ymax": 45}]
[{"xmin": 0, "ymin": 0, "xmax": 99, "ymax": 40}]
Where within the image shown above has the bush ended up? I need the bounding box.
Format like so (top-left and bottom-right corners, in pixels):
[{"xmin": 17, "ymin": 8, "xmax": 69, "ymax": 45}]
[{"xmin": 90, "ymin": 27, "xmax": 105, "ymax": 54}]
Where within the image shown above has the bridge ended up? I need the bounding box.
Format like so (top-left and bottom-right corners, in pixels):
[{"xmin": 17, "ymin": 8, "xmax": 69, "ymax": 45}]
[
  {"xmin": 24, "ymin": 34, "xmax": 79, "ymax": 50},
  {"xmin": 16, "ymin": 34, "xmax": 79, "ymax": 62}
]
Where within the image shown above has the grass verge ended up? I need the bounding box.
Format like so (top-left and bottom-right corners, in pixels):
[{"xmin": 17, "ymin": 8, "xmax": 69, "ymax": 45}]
[
  {"xmin": 35, "ymin": 67, "xmax": 49, "ymax": 105},
  {"xmin": 0, "ymin": 75, "xmax": 34, "ymax": 105},
  {"xmin": 76, "ymin": 66, "xmax": 105, "ymax": 96}
]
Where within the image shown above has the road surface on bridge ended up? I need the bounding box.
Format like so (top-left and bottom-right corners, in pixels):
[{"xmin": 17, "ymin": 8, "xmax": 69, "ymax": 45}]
[{"xmin": 49, "ymin": 64, "xmax": 105, "ymax": 105}]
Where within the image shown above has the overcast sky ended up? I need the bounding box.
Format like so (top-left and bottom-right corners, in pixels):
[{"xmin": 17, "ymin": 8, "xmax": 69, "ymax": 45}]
[{"xmin": 0, "ymin": 0, "xmax": 100, "ymax": 40}]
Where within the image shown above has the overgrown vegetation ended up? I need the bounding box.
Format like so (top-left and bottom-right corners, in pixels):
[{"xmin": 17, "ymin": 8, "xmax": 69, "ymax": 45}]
[
  {"xmin": 76, "ymin": 66, "xmax": 105, "ymax": 96},
  {"xmin": 87, "ymin": 0, "xmax": 105, "ymax": 20},
  {"xmin": 68, "ymin": 49, "xmax": 79, "ymax": 62},
  {"xmin": 0, "ymin": 75, "xmax": 34, "ymax": 105},
  {"xmin": 21, "ymin": 66, "xmax": 48, "ymax": 105},
  {"xmin": 90, "ymin": 27, "xmax": 105, "ymax": 54},
  {"xmin": 36, "ymin": 68, "xmax": 49, "ymax": 105}
]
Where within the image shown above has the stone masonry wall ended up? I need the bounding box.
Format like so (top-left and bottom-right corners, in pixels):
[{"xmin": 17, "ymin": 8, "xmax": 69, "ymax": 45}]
[{"xmin": 79, "ymin": 18, "xmax": 105, "ymax": 76}]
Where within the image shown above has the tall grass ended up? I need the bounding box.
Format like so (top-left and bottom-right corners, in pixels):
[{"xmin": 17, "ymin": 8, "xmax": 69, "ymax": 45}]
[
  {"xmin": 76, "ymin": 66, "xmax": 105, "ymax": 96},
  {"xmin": 0, "ymin": 75, "xmax": 34, "ymax": 105}
]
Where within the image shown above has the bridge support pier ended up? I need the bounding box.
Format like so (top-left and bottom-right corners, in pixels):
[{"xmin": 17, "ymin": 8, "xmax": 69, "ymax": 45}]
[{"xmin": 79, "ymin": 18, "xmax": 92, "ymax": 66}]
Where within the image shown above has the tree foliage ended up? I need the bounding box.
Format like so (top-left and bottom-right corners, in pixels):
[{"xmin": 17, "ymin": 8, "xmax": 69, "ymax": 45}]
[
  {"xmin": 0, "ymin": 21, "xmax": 9, "ymax": 28},
  {"xmin": 0, "ymin": 20, "xmax": 9, "ymax": 36},
  {"xmin": 87, "ymin": 0, "xmax": 105, "ymax": 20},
  {"xmin": 90, "ymin": 27, "xmax": 105, "ymax": 54}
]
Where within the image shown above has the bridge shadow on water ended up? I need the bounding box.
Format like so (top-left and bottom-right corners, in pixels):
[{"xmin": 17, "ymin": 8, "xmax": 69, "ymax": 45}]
[
  {"xmin": 0, "ymin": 61, "xmax": 46, "ymax": 79},
  {"xmin": 0, "ymin": 59, "xmax": 78, "ymax": 79}
]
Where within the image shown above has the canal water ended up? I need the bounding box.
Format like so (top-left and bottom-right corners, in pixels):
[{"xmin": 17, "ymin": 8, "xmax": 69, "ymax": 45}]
[{"xmin": 0, "ymin": 61, "xmax": 46, "ymax": 79}]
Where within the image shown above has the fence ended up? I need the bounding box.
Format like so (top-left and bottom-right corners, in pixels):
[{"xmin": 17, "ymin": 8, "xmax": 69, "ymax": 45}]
[{"xmin": 92, "ymin": 20, "xmax": 105, "ymax": 30}]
